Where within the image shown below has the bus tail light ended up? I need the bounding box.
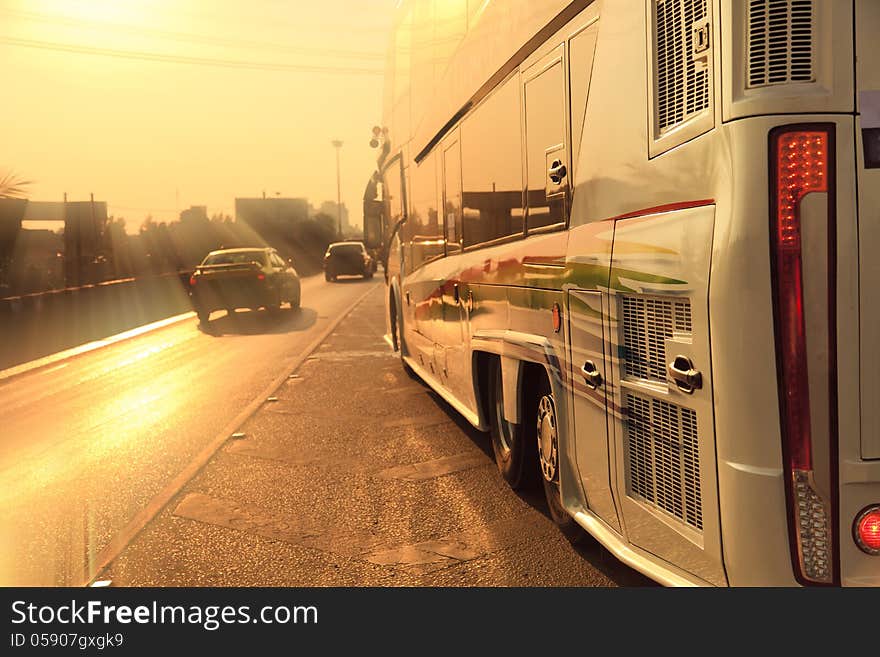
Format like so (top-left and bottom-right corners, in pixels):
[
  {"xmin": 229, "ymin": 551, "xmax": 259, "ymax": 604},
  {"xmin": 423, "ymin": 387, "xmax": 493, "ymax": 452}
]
[
  {"xmin": 189, "ymin": 274, "xmax": 197, "ymax": 287},
  {"xmin": 769, "ymin": 125, "xmax": 837, "ymax": 585},
  {"xmin": 854, "ymin": 506, "xmax": 880, "ymax": 555}
]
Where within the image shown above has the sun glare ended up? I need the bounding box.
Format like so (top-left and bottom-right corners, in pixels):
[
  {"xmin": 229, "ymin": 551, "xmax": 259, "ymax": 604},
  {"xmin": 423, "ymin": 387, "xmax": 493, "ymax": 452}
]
[{"xmin": 32, "ymin": 0, "xmax": 147, "ymax": 25}]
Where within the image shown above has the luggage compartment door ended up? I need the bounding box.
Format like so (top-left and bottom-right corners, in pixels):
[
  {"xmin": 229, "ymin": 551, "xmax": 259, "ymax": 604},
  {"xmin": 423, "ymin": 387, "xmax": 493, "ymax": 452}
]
[{"xmin": 607, "ymin": 205, "xmax": 725, "ymax": 586}]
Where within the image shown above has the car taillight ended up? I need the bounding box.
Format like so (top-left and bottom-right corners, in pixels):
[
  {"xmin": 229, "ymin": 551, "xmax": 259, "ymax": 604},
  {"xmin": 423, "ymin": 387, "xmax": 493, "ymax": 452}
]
[
  {"xmin": 854, "ymin": 506, "xmax": 880, "ymax": 555},
  {"xmin": 257, "ymin": 273, "xmax": 266, "ymax": 281},
  {"xmin": 189, "ymin": 274, "xmax": 197, "ymax": 286},
  {"xmin": 769, "ymin": 124, "xmax": 837, "ymax": 585}
]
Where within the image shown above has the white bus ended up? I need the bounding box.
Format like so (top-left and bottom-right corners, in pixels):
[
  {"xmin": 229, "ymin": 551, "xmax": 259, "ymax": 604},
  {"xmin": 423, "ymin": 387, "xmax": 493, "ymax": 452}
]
[{"xmin": 363, "ymin": 0, "xmax": 880, "ymax": 586}]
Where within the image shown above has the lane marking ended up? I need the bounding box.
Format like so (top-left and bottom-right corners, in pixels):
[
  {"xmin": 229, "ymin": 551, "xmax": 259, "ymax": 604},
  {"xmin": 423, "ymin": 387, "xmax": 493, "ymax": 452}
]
[
  {"xmin": 364, "ymin": 516, "xmax": 550, "ymax": 571},
  {"xmin": 172, "ymin": 492, "xmax": 385, "ymax": 558},
  {"xmin": 170, "ymin": 492, "xmax": 549, "ymax": 573},
  {"xmin": 223, "ymin": 440, "xmax": 365, "ymax": 471},
  {"xmin": 373, "ymin": 452, "xmax": 490, "ymax": 481},
  {"xmin": 84, "ymin": 282, "xmax": 381, "ymax": 585}
]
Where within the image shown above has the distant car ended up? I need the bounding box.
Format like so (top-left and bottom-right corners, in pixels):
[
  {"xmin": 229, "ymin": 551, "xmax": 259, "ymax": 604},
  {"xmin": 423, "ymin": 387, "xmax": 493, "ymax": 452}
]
[
  {"xmin": 188, "ymin": 247, "xmax": 301, "ymax": 324},
  {"xmin": 323, "ymin": 241, "xmax": 374, "ymax": 281}
]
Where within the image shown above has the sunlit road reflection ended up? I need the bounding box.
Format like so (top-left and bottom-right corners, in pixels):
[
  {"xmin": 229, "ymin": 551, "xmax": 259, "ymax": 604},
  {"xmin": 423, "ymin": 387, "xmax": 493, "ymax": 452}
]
[{"xmin": 0, "ymin": 275, "xmax": 379, "ymax": 585}]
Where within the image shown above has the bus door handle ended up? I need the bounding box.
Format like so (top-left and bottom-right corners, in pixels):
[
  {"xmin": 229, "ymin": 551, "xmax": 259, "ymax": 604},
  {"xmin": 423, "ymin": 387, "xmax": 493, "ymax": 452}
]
[
  {"xmin": 668, "ymin": 355, "xmax": 702, "ymax": 393},
  {"xmin": 580, "ymin": 360, "xmax": 602, "ymax": 390},
  {"xmin": 548, "ymin": 160, "xmax": 567, "ymax": 184},
  {"xmin": 452, "ymin": 283, "xmax": 460, "ymax": 304}
]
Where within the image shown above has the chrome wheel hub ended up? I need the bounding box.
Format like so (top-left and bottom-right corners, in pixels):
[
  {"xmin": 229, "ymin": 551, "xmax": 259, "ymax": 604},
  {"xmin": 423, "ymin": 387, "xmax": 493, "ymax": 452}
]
[{"xmin": 537, "ymin": 394, "xmax": 558, "ymax": 483}]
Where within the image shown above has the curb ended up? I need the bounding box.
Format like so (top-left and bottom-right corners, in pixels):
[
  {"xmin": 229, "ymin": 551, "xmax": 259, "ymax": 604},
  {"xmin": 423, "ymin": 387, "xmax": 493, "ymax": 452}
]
[{"xmin": 0, "ymin": 311, "xmax": 196, "ymax": 384}]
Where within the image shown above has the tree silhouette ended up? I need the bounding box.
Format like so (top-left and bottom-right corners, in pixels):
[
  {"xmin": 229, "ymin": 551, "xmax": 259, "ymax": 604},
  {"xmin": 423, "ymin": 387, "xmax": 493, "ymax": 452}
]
[{"xmin": 0, "ymin": 170, "xmax": 32, "ymax": 199}]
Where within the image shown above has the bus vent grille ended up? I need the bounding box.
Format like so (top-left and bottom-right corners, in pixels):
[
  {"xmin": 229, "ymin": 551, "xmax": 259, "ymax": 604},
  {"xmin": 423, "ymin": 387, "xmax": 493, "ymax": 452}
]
[
  {"xmin": 621, "ymin": 295, "xmax": 692, "ymax": 382},
  {"xmin": 626, "ymin": 393, "xmax": 703, "ymax": 530},
  {"xmin": 747, "ymin": 0, "xmax": 814, "ymax": 87},
  {"xmin": 655, "ymin": 0, "xmax": 710, "ymax": 134}
]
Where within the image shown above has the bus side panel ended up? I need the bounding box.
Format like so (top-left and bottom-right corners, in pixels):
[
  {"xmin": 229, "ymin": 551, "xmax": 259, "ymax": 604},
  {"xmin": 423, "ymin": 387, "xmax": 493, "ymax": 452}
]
[
  {"xmin": 565, "ymin": 218, "xmax": 618, "ymax": 531},
  {"xmin": 856, "ymin": 0, "xmax": 880, "ymax": 461},
  {"xmin": 402, "ymin": 261, "xmax": 444, "ymax": 376}
]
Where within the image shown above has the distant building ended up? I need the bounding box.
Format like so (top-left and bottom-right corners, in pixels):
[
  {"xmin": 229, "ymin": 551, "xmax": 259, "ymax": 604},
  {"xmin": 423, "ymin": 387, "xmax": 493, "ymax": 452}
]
[{"xmin": 235, "ymin": 197, "xmax": 309, "ymax": 237}]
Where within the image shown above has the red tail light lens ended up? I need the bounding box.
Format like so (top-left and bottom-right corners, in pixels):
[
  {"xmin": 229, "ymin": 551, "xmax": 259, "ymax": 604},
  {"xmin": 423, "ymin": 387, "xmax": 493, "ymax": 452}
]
[
  {"xmin": 776, "ymin": 132, "xmax": 828, "ymax": 251},
  {"xmin": 770, "ymin": 125, "xmax": 837, "ymax": 585},
  {"xmin": 189, "ymin": 275, "xmax": 197, "ymax": 286},
  {"xmin": 855, "ymin": 507, "xmax": 880, "ymax": 555},
  {"xmin": 774, "ymin": 131, "xmax": 828, "ymax": 472},
  {"xmin": 257, "ymin": 273, "xmax": 266, "ymax": 281}
]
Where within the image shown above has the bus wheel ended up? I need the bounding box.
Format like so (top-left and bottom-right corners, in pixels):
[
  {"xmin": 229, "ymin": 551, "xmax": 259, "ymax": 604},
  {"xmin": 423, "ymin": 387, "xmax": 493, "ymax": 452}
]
[
  {"xmin": 535, "ymin": 376, "xmax": 588, "ymax": 544},
  {"xmin": 489, "ymin": 358, "xmax": 536, "ymax": 490}
]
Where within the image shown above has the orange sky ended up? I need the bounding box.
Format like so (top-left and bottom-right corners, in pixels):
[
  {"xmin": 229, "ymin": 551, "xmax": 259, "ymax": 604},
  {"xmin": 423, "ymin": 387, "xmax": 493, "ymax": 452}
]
[{"xmin": 1, "ymin": 0, "xmax": 394, "ymax": 232}]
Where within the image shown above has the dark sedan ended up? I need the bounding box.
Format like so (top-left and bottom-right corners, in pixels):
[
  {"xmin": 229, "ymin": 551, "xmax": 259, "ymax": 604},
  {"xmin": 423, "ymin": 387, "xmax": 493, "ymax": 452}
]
[
  {"xmin": 189, "ymin": 247, "xmax": 301, "ymax": 324},
  {"xmin": 323, "ymin": 241, "xmax": 374, "ymax": 281}
]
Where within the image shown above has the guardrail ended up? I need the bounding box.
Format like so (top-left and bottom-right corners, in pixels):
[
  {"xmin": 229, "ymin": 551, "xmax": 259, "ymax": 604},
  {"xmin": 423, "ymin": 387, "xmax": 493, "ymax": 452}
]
[{"xmin": 0, "ymin": 272, "xmax": 194, "ymax": 372}]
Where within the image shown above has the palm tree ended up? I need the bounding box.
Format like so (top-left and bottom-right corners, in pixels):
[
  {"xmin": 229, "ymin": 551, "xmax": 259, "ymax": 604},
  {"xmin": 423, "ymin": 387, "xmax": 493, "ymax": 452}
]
[{"xmin": 0, "ymin": 170, "xmax": 32, "ymax": 199}]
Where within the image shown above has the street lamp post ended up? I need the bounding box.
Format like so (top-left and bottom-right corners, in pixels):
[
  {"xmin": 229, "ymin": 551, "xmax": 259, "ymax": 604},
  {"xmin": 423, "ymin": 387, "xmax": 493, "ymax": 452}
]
[{"xmin": 331, "ymin": 139, "xmax": 343, "ymax": 239}]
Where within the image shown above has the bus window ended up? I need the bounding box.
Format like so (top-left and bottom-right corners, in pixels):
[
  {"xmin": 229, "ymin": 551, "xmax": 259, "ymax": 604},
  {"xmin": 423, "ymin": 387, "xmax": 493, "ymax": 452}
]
[
  {"xmin": 569, "ymin": 21, "xmax": 599, "ymax": 180},
  {"xmin": 409, "ymin": 152, "xmax": 443, "ymax": 270},
  {"xmin": 443, "ymin": 140, "xmax": 463, "ymax": 255},
  {"xmin": 461, "ymin": 75, "xmax": 524, "ymax": 247},
  {"xmin": 524, "ymin": 56, "xmax": 567, "ymax": 231}
]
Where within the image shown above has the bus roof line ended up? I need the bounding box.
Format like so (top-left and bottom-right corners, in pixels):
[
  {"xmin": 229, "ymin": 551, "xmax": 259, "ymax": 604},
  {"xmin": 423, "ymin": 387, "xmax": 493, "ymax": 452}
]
[{"xmin": 413, "ymin": 0, "xmax": 595, "ymax": 165}]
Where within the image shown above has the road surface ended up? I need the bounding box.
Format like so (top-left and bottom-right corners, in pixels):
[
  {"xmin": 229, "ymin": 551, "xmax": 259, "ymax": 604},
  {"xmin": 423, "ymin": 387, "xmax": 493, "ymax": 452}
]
[
  {"xmin": 0, "ymin": 276, "xmax": 651, "ymax": 587},
  {"xmin": 0, "ymin": 274, "xmax": 378, "ymax": 585}
]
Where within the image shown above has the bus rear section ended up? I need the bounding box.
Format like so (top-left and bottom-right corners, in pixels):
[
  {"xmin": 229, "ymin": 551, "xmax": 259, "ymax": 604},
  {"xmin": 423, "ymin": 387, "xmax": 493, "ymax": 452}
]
[
  {"xmin": 561, "ymin": 0, "xmax": 879, "ymax": 586},
  {"xmin": 709, "ymin": 0, "xmax": 879, "ymax": 585},
  {"xmin": 550, "ymin": 0, "xmax": 880, "ymax": 586}
]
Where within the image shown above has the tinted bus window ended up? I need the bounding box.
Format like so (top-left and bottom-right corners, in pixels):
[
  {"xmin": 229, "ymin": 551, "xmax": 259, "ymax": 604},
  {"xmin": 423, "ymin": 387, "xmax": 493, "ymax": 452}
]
[
  {"xmin": 569, "ymin": 22, "xmax": 599, "ymax": 180},
  {"xmin": 524, "ymin": 59, "xmax": 566, "ymax": 231},
  {"xmin": 443, "ymin": 140, "xmax": 463, "ymax": 255},
  {"xmin": 409, "ymin": 152, "xmax": 444, "ymax": 270},
  {"xmin": 461, "ymin": 76, "xmax": 524, "ymax": 247}
]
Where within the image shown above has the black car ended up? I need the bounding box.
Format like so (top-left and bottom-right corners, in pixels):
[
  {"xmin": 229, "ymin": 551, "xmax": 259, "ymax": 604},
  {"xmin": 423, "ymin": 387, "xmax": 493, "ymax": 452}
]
[
  {"xmin": 323, "ymin": 242, "xmax": 374, "ymax": 281},
  {"xmin": 189, "ymin": 247, "xmax": 301, "ymax": 324}
]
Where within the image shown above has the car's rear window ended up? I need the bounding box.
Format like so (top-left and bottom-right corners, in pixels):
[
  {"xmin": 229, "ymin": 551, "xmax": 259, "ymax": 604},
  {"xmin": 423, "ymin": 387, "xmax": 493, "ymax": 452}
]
[
  {"xmin": 329, "ymin": 244, "xmax": 363, "ymax": 256},
  {"xmin": 202, "ymin": 251, "xmax": 267, "ymax": 266}
]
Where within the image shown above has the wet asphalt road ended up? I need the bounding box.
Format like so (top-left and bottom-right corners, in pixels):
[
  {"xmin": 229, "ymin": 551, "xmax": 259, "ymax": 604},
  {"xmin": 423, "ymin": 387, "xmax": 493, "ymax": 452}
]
[{"xmin": 0, "ymin": 276, "xmax": 652, "ymax": 587}]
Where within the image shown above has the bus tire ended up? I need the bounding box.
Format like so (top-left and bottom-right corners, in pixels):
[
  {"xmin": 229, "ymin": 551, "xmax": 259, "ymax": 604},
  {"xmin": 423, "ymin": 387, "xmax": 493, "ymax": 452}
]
[
  {"xmin": 534, "ymin": 374, "xmax": 588, "ymax": 545},
  {"xmin": 488, "ymin": 358, "xmax": 537, "ymax": 490}
]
